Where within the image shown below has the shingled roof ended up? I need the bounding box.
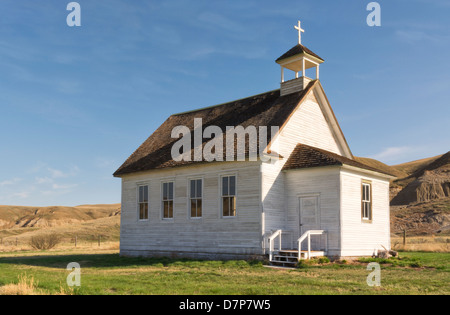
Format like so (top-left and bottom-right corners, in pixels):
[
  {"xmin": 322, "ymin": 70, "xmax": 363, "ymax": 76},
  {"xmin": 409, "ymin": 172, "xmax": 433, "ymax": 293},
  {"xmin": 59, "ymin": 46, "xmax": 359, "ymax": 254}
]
[
  {"xmin": 114, "ymin": 81, "xmax": 318, "ymax": 177},
  {"xmin": 276, "ymin": 44, "xmax": 324, "ymax": 63},
  {"xmin": 283, "ymin": 144, "xmax": 396, "ymax": 177}
]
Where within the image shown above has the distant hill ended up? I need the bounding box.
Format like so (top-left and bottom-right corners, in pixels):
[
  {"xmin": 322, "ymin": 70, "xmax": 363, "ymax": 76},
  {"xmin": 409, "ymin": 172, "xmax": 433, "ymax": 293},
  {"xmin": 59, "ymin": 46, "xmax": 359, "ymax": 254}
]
[
  {"xmin": 392, "ymin": 154, "xmax": 443, "ymax": 177},
  {"xmin": 0, "ymin": 204, "xmax": 120, "ymax": 229},
  {"xmin": 391, "ymin": 152, "xmax": 450, "ymax": 206},
  {"xmin": 0, "ymin": 204, "xmax": 121, "ymax": 246},
  {"xmin": 391, "ymin": 197, "xmax": 450, "ymax": 235},
  {"xmin": 355, "ymin": 156, "xmax": 408, "ymax": 179}
]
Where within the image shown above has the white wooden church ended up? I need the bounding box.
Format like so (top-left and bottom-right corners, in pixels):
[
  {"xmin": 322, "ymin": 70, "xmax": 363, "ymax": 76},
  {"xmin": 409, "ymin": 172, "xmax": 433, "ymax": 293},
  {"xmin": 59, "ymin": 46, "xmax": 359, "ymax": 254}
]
[{"xmin": 114, "ymin": 21, "xmax": 394, "ymax": 264}]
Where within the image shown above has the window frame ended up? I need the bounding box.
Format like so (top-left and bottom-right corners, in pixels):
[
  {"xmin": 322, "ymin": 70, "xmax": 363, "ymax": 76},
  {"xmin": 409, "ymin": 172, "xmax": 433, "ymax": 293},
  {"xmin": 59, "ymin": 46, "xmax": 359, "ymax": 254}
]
[
  {"xmin": 161, "ymin": 181, "xmax": 175, "ymax": 220},
  {"xmin": 220, "ymin": 174, "xmax": 237, "ymax": 218},
  {"xmin": 188, "ymin": 178, "xmax": 203, "ymax": 219},
  {"xmin": 361, "ymin": 180, "xmax": 373, "ymax": 223},
  {"xmin": 137, "ymin": 184, "xmax": 149, "ymax": 222}
]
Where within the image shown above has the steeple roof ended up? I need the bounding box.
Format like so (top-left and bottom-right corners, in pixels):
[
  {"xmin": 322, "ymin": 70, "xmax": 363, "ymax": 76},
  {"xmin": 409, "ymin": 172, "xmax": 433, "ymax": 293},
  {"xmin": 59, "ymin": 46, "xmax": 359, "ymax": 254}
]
[{"xmin": 276, "ymin": 43, "xmax": 324, "ymax": 63}]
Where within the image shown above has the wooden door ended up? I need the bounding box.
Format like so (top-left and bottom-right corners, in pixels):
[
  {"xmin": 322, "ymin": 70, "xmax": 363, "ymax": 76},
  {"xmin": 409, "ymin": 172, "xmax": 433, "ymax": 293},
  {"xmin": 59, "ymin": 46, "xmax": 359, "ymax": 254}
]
[{"xmin": 299, "ymin": 196, "xmax": 320, "ymax": 249}]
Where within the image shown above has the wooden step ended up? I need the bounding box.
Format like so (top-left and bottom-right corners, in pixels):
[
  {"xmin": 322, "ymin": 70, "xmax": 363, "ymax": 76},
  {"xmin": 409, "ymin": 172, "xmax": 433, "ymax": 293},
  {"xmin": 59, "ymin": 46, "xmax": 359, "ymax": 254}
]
[
  {"xmin": 277, "ymin": 250, "xmax": 326, "ymax": 256},
  {"xmin": 270, "ymin": 260, "xmax": 298, "ymax": 267},
  {"xmin": 272, "ymin": 256, "xmax": 298, "ymax": 263},
  {"xmin": 270, "ymin": 249, "xmax": 327, "ymax": 268}
]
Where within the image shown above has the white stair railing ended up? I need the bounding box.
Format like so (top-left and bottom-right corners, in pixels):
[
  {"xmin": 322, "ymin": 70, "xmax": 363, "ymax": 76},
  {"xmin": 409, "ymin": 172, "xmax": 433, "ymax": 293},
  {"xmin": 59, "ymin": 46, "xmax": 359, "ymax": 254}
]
[
  {"xmin": 268, "ymin": 230, "xmax": 295, "ymax": 261},
  {"xmin": 268, "ymin": 230, "xmax": 282, "ymax": 262},
  {"xmin": 297, "ymin": 230, "xmax": 328, "ymax": 260}
]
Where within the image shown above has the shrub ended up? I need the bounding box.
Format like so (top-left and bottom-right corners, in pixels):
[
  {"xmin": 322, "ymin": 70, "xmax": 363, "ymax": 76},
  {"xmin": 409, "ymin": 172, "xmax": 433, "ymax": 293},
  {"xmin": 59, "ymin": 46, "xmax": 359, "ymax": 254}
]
[
  {"xmin": 316, "ymin": 257, "xmax": 330, "ymax": 264},
  {"xmin": 29, "ymin": 234, "xmax": 61, "ymax": 250}
]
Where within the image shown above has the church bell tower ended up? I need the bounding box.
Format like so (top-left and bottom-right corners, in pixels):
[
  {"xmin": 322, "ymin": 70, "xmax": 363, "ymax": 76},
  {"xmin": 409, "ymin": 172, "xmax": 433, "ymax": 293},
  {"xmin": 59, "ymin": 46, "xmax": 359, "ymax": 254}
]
[{"xmin": 276, "ymin": 21, "xmax": 324, "ymax": 96}]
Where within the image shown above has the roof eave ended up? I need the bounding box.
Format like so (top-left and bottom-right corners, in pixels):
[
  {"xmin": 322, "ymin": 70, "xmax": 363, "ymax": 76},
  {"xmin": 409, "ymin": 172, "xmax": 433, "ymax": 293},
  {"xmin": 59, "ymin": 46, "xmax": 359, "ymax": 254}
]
[
  {"xmin": 276, "ymin": 52, "xmax": 324, "ymax": 65},
  {"xmin": 341, "ymin": 164, "xmax": 397, "ymax": 179}
]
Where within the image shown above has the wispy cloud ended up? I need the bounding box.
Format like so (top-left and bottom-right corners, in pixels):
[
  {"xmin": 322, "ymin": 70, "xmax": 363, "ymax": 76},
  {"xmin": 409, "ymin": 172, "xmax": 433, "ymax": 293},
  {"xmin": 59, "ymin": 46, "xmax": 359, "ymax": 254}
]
[
  {"xmin": 12, "ymin": 192, "xmax": 29, "ymax": 199},
  {"xmin": 197, "ymin": 12, "xmax": 245, "ymax": 35},
  {"xmin": 395, "ymin": 30, "xmax": 450, "ymax": 45},
  {"xmin": 35, "ymin": 177, "xmax": 53, "ymax": 184},
  {"xmin": 47, "ymin": 165, "xmax": 79, "ymax": 179},
  {"xmin": 0, "ymin": 178, "xmax": 22, "ymax": 186},
  {"xmin": 178, "ymin": 43, "xmax": 268, "ymax": 61},
  {"xmin": 369, "ymin": 146, "xmax": 426, "ymax": 164},
  {"xmin": 52, "ymin": 183, "xmax": 78, "ymax": 190},
  {"xmin": 95, "ymin": 158, "xmax": 117, "ymax": 169},
  {"xmin": 408, "ymin": 0, "xmax": 450, "ymax": 8},
  {"xmin": 0, "ymin": 164, "xmax": 81, "ymax": 206}
]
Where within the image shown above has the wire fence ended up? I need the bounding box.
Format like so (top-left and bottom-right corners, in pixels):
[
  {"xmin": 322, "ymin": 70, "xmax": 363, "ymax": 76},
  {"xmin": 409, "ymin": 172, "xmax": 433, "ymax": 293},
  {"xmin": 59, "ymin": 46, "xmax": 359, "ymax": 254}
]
[
  {"xmin": 390, "ymin": 231, "xmax": 450, "ymax": 252},
  {"xmin": 0, "ymin": 235, "xmax": 119, "ymax": 250}
]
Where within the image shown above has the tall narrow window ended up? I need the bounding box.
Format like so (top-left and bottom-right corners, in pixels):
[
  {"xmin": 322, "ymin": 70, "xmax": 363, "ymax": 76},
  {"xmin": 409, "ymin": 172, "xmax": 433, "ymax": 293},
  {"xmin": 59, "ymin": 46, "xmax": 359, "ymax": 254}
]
[
  {"xmin": 138, "ymin": 185, "xmax": 149, "ymax": 221},
  {"xmin": 190, "ymin": 179, "xmax": 202, "ymax": 218},
  {"xmin": 222, "ymin": 175, "xmax": 236, "ymax": 217},
  {"xmin": 162, "ymin": 182, "xmax": 174, "ymax": 219},
  {"xmin": 362, "ymin": 182, "xmax": 372, "ymax": 221}
]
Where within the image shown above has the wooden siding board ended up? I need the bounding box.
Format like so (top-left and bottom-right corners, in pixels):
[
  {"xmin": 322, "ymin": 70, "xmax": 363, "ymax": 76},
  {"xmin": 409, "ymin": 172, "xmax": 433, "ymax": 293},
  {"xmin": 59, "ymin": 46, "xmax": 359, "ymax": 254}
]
[
  {"xmin": 119, "ymin": 84, "xmax": 389, "ymax": 259},
  {"xmin": 262, "ymin": 93, "xmax": 345, "ymax": 243},
  {"xmin": 339, "ymin": 169, "xmax": 390, "ymax": 256},
  {"xmin": 285, "ymin": 167, "xmax": 341, "ymax": 253},
  {"xmin": 120, "ymin": 161, "xmax": 263, "ymax": 258}
]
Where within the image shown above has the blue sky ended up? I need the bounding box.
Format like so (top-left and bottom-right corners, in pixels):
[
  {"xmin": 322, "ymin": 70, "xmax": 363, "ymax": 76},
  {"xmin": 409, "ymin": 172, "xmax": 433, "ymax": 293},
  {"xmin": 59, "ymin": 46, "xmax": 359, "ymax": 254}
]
[{"xmin": 0, "ymin": 0, "xmax": 449, "ymax": 206}]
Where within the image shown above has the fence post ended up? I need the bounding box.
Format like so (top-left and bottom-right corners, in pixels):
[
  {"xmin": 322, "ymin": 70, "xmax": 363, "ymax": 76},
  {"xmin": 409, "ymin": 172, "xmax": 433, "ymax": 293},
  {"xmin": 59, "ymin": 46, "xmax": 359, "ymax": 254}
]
[
  {"xmin": 98, "ymin": 235, "xmax": 101, "ymax": 247},
  {"xmin": 403, "ymin": 230, "xmax": 407, "ymax": 247}
]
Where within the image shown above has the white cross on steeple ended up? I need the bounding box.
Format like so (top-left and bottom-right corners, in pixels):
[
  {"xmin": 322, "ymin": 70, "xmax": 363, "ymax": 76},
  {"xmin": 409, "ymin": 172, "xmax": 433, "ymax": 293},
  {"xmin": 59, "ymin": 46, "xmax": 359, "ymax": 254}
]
[{"xmin": 294, "ymin": 20, "xmax": 305, "ymax": 45}]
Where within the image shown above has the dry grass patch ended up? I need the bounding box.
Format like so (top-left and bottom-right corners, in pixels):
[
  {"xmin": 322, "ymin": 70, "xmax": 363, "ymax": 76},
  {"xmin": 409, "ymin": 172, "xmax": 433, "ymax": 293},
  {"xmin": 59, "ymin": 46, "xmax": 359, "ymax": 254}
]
[
  {"xmin": 0, "ymin": 274, "xmax": 75, "ymax": 296},
  {"xmin": 0, "ymin": 274, "xmax": 43, "ymax": 295},
  {"xmin": 391, "ymin": 235, "xmax": 450, "ymax": 253}
]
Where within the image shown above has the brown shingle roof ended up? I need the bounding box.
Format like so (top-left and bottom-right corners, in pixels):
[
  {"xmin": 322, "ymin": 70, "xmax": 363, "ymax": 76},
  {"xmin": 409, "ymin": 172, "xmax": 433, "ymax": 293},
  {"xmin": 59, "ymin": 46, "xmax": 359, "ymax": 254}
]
[
  {"xmin": 113, "ymin": 81, "xmax": 318, "ymax": 177},
  {"xmin": 283, "ymin": 144, "xmax": 396, "ymax": 177},
  {"xmin": 276, "ymin": 44, "xmax": 324, "ymax": 63}
]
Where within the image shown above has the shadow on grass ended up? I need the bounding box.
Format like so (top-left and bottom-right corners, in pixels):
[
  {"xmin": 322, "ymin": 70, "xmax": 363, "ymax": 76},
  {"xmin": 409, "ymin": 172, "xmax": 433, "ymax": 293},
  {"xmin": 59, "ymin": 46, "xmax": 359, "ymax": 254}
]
[{"xmin": 0, "ymin": 253, "xmax": 264, "ymax": 270}]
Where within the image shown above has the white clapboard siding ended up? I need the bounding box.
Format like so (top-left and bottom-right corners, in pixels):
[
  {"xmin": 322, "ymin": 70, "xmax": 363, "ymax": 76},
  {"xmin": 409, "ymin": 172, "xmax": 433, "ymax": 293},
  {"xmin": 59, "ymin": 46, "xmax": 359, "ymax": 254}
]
[
  {"xmin": 339, "ymin": 168, "xmax": 391, "ymax": 256},
  {"xmin": 277, "ymin": 96, "xmax": 344, "ymax": 157},
  {"xmin": 120, "ymin": 83, "xmax": 391, "ymax": 259},
  {"xmin": 280, "ymin": 77, "xmax": 311, "ymax": 96},
  {"xmin": 262, "ymin": 91, "xmax": 345, "ymax": 238},
  {"xmin": 120, "ymin": 161, "xmax": 262, "ymax": 259},
  {"xmin": 285, "ymin": 167, "xmax": 341, "ymax": 256}
]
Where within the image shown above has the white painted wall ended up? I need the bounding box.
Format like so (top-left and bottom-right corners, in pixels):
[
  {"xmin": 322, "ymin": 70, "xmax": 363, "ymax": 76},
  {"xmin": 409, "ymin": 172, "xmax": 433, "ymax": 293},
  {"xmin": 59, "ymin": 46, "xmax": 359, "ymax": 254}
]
[
  {"xmin": 262, "ymin": 91, "xmax": 346, "ymax": 242},
  {"xmin": 119, "ymin": 86, "xmax": 391, "ymax": 259},
  {"xmin": 339, "ymin": 168, "xmax": 391, "ymax": 257},
  {"xmin": 276, "ymin": 97, "xmax": 344, "ymax": 157},
  {"xmin": 120, "ymin": 161, "xmax": 262, "ymax": 259},
  {"xmin": 285, "ymin": 167, "xmax": 341, "ymax": 256}
]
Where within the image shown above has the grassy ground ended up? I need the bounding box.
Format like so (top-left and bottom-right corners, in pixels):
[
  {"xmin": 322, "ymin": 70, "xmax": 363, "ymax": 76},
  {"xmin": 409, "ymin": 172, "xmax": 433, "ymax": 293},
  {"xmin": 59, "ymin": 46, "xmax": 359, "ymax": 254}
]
[{"xmin": 0, "ymin": 249, "xmax": 448, "ymax": 295}]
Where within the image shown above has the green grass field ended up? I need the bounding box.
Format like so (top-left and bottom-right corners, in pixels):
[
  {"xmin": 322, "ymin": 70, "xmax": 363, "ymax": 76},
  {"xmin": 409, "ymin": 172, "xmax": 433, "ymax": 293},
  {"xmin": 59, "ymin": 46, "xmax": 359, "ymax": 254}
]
[{"xmin": 0, "ymin": 250, "xmax": 448, "ymax": 295}]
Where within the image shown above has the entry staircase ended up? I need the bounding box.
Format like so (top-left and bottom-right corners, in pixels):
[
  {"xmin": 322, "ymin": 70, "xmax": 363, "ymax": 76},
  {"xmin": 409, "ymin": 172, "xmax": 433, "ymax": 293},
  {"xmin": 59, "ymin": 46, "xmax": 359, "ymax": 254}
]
[{"xmin": 268, "ymin": 230, "xmax": 328, "ymax": 267}]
